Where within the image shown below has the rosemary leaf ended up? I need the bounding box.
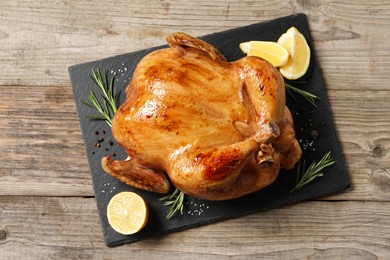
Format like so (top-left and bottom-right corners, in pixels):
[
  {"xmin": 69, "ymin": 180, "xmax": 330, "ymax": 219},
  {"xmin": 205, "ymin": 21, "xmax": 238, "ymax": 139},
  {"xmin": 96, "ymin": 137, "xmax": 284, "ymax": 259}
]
[
  {"xmin": 82, "ymin": 68, "xmax": 118, "ymax": 127},
  {"xmin": 81, "ymin": 100, "xmax": 96, "ymax": 109},
  {"xmin": 163, "ymin": 200, "xmax": 176, "ymax": 206},
  {"xmin": 290, "ymin": 151, "xmax": 336, "ymax": 193},
  {"xmin": 286, "ymin": 87, "xmax": 298, "ymax": 103},
  {"xmin": 160, "ymin": 188, "xmax": 185, "ymax": 219},
  {"xmin": 85, "ymin": 115, "xmax": 109, "ymax": 120},
  {"xmin": 285, "ymin": 83, "xmax": 321, "ymax": 107}
]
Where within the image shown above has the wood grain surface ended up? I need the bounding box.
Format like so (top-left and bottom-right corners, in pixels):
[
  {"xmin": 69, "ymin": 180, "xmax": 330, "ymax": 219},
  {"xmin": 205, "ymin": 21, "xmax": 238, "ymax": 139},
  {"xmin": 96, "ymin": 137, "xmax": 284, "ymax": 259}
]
[
  {"xmin": 0, "ymin": 0, "xmax": 389, "ymax": 258},
  {"xmin": 1, "ymin": 197, "xmax": 389, "ymax": 259}
]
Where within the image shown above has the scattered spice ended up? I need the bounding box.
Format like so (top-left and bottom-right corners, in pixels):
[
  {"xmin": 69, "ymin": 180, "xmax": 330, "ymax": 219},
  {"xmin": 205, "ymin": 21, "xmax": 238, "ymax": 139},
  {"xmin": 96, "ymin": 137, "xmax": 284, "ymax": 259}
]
[
  {"xmin": 95, "ymin": 143, "xmax": 101, "ymax": 148},
  {"xmin": 102, "ymin": 130, "xmax": 106, "ymax": 134},
  {"xmin": 310, "ymin": 130, "xmax": 319, "ymax": 139},
  {"xmin": 105, "ymin": 148, "xmax": 109, "ymax": 151},
  {"xmin": 102, "ymin": 183, "xmax": 116, "ymax": 194},
  {"xmin": 108, "ymin": 140, "xmax": 114, "ymax": 146},
  {"xmin": 112, "ymin": 152, "xmax": 116, "ymax": 157},
  {"xmin": 94, "ymin": 131, "xmax": 99, "ymax": 135},
  {"xmin": 186, "ymin": 201, "xmax": 210, "ymax": 216},
  {"xmin": 92, "ymin": 151, "xmax": 95, "ymax": 155},
  {"xmin": 98, "ymin": 138, "xmax": 104, "ymax": 143},
  {"xmin": 302, "ymin": 139, "xmax": 315, "ymax": 150}
]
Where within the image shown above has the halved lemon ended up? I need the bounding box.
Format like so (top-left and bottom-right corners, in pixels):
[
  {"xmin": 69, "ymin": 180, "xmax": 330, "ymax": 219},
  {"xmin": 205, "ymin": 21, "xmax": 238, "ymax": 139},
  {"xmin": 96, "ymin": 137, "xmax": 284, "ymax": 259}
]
[
  {"xmin": 277, "ymin": 27, "xmax": 311, "ymax": 80},
  {"xmin": 239, "ymin": 41, "xmax": 289, "ymax": 67},
  {"xmin": 107, "ymin": 192, "xmax": 149, "ymax": 235}
]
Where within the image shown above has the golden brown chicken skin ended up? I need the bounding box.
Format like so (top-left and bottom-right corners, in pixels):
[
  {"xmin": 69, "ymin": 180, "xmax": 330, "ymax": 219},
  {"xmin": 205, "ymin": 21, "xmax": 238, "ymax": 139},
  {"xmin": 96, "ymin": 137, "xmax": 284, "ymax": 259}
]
[{"xmin": 102, "ymin": 32, "xmax": 301, "ymax": 200}]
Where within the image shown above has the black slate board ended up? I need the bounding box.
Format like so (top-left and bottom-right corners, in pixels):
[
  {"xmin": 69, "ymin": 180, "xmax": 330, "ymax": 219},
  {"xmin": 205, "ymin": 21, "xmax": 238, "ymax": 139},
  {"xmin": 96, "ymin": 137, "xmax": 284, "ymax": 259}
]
[{"xmin": 69, "ymin": 13, "xmax": 350, "ymax": 247}]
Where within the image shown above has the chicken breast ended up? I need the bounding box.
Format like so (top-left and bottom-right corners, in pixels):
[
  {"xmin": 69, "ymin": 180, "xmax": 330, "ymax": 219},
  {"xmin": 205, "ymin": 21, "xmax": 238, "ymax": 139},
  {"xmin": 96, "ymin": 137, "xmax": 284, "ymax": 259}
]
[{"xmin": 102, "ymin": 32, "xmax": 301, "ymax": 200}]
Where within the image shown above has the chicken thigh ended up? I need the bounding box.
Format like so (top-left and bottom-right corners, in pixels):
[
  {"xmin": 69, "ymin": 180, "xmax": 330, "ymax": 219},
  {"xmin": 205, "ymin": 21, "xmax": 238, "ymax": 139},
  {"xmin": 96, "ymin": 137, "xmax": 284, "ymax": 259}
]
[{"xmin": 102, "ymin": 32, "xmax": 301, "ymax": 200}]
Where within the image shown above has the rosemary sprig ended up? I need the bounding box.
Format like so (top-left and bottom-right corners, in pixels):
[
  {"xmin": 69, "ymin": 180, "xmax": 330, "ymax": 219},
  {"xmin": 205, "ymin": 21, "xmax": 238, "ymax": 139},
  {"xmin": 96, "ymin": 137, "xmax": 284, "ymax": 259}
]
[
  {"xmin": 285, "ymin": 82, "xmax": 321, "ymax": 107},
  {"xmin": 290, "ymin": 151, "xmax": 336, "ymax": 193},
  {"xmin": 160, "ymin": 188, "xmax": 185, "ymax": 219},
  {"xmin": 82, "ymin": 68, "xmax": 119, "ymax": 126}
]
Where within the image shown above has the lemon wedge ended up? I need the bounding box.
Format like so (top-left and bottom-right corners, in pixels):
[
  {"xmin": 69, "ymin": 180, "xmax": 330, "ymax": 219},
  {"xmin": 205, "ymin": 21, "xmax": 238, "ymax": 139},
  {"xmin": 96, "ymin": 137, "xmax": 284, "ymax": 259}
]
[
  {"xmin": 107, "ymin": 192, "xmax": 149, "ymax": 235},
  {"xmin": 277, "ymin": 27, "xmax": 311, "ymax": 80},
  {"xmin": 239, "ymin": 41, "xmax": 289, "ymax": 67}
]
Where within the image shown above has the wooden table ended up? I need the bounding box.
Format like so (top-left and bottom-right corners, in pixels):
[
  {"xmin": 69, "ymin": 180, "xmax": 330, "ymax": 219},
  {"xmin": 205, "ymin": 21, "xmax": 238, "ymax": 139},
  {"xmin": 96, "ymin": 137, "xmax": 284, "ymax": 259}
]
[{"xmin": 1, "ymin": 0, "xmax": 389, "ymax": 258}]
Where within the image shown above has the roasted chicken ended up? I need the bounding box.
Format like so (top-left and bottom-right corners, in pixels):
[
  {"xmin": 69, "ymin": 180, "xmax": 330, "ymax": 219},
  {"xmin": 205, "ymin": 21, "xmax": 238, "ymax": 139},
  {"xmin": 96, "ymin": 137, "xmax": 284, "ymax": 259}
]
[{"xmin": 102, "ymin": 32, "xmax": 301, "ymax": 200}]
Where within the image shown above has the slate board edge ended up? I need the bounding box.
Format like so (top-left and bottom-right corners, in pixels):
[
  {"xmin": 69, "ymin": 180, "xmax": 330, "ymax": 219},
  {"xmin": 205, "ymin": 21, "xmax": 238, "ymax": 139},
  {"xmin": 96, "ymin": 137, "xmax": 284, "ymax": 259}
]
[
  {"xmin": 300, "ymin": 14, "xmax": 351, "ymax": 190},
  {"xmin": 107, "ymin": 178, "xmax": 351, "ymax": 248}
]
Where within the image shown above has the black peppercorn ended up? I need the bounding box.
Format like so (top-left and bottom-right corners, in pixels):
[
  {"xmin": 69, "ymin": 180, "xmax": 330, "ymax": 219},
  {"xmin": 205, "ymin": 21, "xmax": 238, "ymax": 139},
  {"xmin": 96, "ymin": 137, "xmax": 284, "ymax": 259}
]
[{"xmin": 310, "ymin": 130, "xmax": 319, "ymax": 139}]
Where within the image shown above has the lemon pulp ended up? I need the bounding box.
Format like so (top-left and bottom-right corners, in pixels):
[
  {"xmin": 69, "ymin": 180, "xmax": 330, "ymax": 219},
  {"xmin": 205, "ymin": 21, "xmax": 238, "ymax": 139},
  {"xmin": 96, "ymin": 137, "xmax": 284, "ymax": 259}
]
[
  {"xmin": 240, "ymin": 41, "xmax": 289, "ymax": 67},
  {"xmin": 107, "ymin": 192, "xmax": 149, "ymax": 235},
  {"xmin": 277, "ymin": 27, "xmax": 311, "ymax": 80}
]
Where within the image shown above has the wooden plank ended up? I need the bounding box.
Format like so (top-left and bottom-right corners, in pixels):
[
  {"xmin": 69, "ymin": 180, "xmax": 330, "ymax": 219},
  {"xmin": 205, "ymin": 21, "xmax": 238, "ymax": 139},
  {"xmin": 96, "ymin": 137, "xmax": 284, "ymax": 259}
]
[
  {"xmin": 1, "ymin": 84, "xmax": 389, "ymax": 200},
  {"xmin": 325, "ymin": 90, "xmax": 390, "ymax": 201},
  {"xmin": 0, "ymin": 197, "xmax": 389, "ymax": 259},
  {"xmin": 0, "ymin": 0, "xmax": 292, "ymax": 86},
  {"xmin": 0, "ymin": 0, "xmax": 389, "ymax": 87},
  {"xmin": 0, "ymin": 85, "xmax": 94, "ymax": 196}
]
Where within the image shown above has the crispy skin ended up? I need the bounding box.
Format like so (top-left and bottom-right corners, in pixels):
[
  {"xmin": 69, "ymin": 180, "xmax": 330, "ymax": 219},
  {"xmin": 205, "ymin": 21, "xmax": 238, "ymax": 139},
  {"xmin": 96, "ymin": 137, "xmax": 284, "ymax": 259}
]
[{"xmin": 102, "ymin": 32, "xmax": 302, "ymax": 200}]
